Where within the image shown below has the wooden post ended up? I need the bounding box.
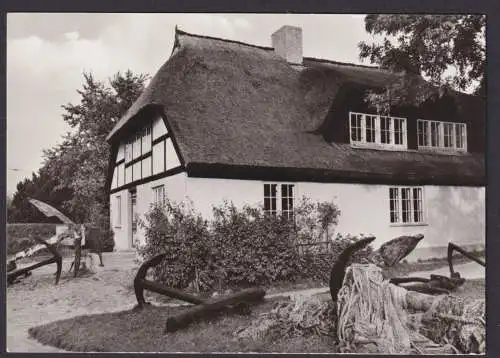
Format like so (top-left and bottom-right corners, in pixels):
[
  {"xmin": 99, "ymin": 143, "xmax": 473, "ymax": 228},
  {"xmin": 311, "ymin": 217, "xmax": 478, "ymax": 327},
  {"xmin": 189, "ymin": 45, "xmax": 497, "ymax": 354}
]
[
  {"xmin": 73, "ymin": 236, "xmax": 82, "ymax": 278},
  {"xmin": 164, "ymin": 288, "xmax": 265, "ymax": 333}
]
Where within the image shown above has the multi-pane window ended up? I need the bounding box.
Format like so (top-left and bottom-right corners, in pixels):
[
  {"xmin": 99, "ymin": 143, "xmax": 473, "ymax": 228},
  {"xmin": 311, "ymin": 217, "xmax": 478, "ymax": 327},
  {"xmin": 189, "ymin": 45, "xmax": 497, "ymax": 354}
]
[
  {"xmin": 264, "ymin": 184, "xmax": 277, "ymax": 216},
  {"xmin": 430, "ymin": 121, "xmax": 441, "ymax": 147},
  {"xmin": 417, "ymin": 119, "xmax": 467, "ymax": 152},
  {"xmin": 389, "ymin": 187, "xmax": 425, "ymax": 224},
  {"xmin": 130, "ymin": 191, "xmax": 137, "ymax": 235},
  {"xmin": 455, "ymin": 124, "xmax": 466, "ymax": 149},
  {"xmin": 152, "ymin": 185, "xmax": 166, "ymax": 207},
  {"xmin": 349, "ymin": 112, "xmax": 407, "ymax": 149},
  {"xmin": 281, "ymin": 184, "xmax": 295, "ymax": 220},
  {"xmin": 365, "ymin": 114, "xmax": 377, "ymax": 143},
  {"xmin": 443, "ymin": 123, "xmax": 454, "ymax": 148},
  {"xmin": 264, "ymin": 183, "xmax": 295, "ymax": 218}
]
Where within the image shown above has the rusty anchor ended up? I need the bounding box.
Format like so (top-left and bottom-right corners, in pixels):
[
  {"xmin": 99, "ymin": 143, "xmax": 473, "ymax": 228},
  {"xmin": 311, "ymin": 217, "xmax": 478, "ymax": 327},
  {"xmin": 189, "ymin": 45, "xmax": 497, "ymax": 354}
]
[
  {"xmin": 7, "ymin": 236, "xmax": 62, "ymax": 285},
  {"xmin": 133, "ymin": 253, "xmax": 266, "ymax": 333}
]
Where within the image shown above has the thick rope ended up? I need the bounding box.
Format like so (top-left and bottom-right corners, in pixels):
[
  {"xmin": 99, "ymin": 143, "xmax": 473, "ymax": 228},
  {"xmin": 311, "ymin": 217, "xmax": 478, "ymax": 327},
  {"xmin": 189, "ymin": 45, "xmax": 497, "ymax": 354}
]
[{"xmin": 337, "ymin": 263, "xmax": 485, "ymax": 354}]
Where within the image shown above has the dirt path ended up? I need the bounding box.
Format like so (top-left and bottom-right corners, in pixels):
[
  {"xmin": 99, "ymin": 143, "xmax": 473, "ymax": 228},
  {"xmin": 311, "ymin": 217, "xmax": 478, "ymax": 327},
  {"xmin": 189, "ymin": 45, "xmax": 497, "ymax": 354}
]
[
  {"xmin": 7, "ymin": 251, "xmax": 139, "ymax": 352},
  {"xmin": 409, "ymin": 259, "xmax": 485, "ymax": 280},
  {"xmin": 7, "ymin": 253, "xmax": 485, "ymax": 352}
]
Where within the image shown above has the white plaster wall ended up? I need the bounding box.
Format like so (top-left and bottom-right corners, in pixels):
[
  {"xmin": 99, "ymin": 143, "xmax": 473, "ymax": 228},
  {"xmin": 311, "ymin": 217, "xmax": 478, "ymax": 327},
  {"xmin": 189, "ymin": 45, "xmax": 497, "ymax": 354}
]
[
  {"xmin": 152, "ymin": 115, "xmax": 167, "ymax": 140},
  {"xmin": 298, "ymin": 183, "xmax": 485, "ymax": 250},
  {"xmin": 109, "ymin": 172, "xmax": 188, "ymax": 250},
  {"xmin": 184, "ymin": 178, "xmax": 485, "ymax": 252},
  {"xmin": 166, "ymin": 138, "xmax": 181, "ymax": 170},
  {"xmin": 109, "ymin": 189, "xmax": 129, "ymax": 251},
  {"xmin": 186, "ymin": 177, "xmax": 263, "ymax": 219},
  {"xmin": 111, "ymin": 175, "xmax": 485, "ymax": 257},
  {"xmin": 116, "ymin": 143, "xmax": 125, "ymax": 162}
]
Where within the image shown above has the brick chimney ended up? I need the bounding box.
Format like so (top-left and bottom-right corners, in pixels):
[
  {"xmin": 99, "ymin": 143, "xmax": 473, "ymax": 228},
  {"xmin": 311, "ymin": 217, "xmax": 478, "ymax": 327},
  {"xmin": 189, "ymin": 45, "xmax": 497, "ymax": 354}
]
[{"xmin": 271, "ymin": 25, "xmax": 303, "ymax": 65}]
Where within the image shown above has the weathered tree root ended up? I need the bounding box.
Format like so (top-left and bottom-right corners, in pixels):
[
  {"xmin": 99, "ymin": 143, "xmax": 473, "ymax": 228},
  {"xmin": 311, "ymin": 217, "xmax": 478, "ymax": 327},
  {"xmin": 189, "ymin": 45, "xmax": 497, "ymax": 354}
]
[{"xmin": 7, "ymin": 236, "xmax": 62, "ymax": 285}]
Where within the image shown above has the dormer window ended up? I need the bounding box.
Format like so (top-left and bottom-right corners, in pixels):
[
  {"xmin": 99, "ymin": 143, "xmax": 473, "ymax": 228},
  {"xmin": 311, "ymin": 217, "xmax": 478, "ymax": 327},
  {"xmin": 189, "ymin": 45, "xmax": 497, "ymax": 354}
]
[
  {"xmin": 349, "ymin": 112, "xmax": 407, "ymax": 150},
  {"xmin": 417, "ymin": 119, "xmax": 467, "ymax": 152}
]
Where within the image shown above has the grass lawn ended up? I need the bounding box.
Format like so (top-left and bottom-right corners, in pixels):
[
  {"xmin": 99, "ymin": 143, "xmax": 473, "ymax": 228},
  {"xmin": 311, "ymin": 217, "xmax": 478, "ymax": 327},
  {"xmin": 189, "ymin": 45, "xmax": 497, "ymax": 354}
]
[
  {"xmin": 28, "ymin": 296, "xmax": 337, "ymax": 353},
  {"xmin": 28, "ymin": 278, "xmax": 484, "ymax": 353}
]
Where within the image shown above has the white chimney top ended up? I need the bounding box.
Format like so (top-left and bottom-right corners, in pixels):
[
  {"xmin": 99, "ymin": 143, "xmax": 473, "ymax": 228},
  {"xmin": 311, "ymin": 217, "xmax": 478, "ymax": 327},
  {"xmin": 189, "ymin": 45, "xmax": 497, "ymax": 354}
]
[{"xmin": 271, "ymin": 25, "xmax": 303, "ymax": 65}]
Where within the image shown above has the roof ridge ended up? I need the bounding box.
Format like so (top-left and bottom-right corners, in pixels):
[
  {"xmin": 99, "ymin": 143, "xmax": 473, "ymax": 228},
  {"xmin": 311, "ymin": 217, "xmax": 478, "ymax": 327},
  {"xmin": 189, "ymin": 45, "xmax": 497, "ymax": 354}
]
[
  {"xmin": 304, "ymin": 56, "xmax": 383, "ymax": 70},
  {"xmin": 175, "ymin": 27, "xmax": 274, "ymax": 52},
  {"xmin": 175, "ymin": 27, "xmax": 391, "ymax": 71}
]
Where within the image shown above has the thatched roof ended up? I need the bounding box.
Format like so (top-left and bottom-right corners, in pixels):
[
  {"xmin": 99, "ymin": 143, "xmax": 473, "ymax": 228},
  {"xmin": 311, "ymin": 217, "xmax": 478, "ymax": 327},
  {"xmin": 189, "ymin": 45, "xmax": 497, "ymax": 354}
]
[{"xmin": 107, "ymin": 28, "xmax": 485, "ymax": 186}]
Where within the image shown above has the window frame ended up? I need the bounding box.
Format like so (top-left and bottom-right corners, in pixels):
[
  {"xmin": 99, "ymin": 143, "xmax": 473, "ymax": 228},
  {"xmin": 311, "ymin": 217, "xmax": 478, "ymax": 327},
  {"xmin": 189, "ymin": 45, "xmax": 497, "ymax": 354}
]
[
  {"xmin": 152, "ymin": 185, "xmax": 166, "ymax": 207},
  {"xmin": 389, "ymin": 186, "xmax": 427, "ymax": 226},
  {"xmin": 417, "ymin": 119, "xmax": 467, "ymax": 152},
  {"xmin": 349, "ymin": 112, "xmax": 408, "ymax": 150},
  {"xmin": 263, "ymin": 183, "xmax": 295, "ymax": 219}
]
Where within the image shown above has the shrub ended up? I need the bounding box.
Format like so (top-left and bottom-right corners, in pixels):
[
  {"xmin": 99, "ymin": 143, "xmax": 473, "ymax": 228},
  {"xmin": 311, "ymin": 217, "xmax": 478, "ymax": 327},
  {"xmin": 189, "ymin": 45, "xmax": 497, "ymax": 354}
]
[
  {"xmin": 138, "ymin": 198, "xmax": 372, "ymax": 292},
  {"xmin": 99, "ymin": 227, "xmax": 115, "ymax": 252},
  {"xmin": 206, "ymin": 202, "xmax": 302, "ymax": 288},
  {"xmin": 137, "ymin": 200, "xmax": 210, "ymax": 289},
  {"xmin": 298, "ymin": 233, "xmax": 374, "ymax": 283}
]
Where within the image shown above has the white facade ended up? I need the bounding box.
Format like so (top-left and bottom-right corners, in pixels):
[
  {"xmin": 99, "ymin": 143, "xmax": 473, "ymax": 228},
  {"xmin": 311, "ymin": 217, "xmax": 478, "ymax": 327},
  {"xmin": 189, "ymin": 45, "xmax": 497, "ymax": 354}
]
[
  {"xmin": 110, "ymin": 171, "xmax": 485, "ymax": 256},
  {"xmin": 186, "ymin": 178, "xmax": 485, "ymax": 250},
  {"xmin": 108, "ymin": 111, "xmax": 484, "ymax": 257},
  {"xmin": 110, "ymin": 172, "xmax": 188, "ymax": 250}
]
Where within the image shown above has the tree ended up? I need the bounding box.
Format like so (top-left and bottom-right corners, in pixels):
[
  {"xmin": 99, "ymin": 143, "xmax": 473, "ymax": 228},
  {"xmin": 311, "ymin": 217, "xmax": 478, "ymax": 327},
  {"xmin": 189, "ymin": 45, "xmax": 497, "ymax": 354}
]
[
  {"xmin": 8, "ymin": 170, "xmax": 71, "ymax": 223},
  {"xmin": 358, "ymin": 15, "xmax": 486, "ymax": 111},
  {"xmin": 42, "ymin": 70, "xmax": 149, "ymax": 227}
]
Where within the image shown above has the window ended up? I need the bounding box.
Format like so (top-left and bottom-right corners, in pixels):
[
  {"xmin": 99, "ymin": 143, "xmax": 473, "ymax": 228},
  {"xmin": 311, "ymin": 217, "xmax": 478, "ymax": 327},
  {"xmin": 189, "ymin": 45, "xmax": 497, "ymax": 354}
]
[
  {"xmin": 349, "ymin": 112, "xmax": 407, "ymax": 149},
  {"xmin": 264, "ymin": 183, "xmax": 295, "ymax": 218},
  {"xmin": 389, "ymin": 187, "xmax": 425, "ymax": 225},
  {"xmin": 152, "ymin": 185, "xmax": 166, "ymax": 207},
  {"xmin": 264, "ymin": 184, "xmax": 277, "ymax": 216},
  {"xmin": 281, "ymin": 184, "xmax": 294, "ymax": 220},
  {"xmin": 115, "ymin": 196, "xmax": 121, "ymax": 227},
  {"xmin": 130, "ymin": 191, "xmax": 137, "ymax": 235},
  {"xmin": 417, "ymin": 119, "xmax": 467, "ymax": 151}
]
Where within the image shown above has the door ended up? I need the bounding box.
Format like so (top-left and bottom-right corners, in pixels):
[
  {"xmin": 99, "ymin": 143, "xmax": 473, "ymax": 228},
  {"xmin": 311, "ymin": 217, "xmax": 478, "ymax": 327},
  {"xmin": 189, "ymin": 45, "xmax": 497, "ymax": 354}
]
[{"xmin": 129, "ymin": 188, "xmax": 137, "ymax": 249}]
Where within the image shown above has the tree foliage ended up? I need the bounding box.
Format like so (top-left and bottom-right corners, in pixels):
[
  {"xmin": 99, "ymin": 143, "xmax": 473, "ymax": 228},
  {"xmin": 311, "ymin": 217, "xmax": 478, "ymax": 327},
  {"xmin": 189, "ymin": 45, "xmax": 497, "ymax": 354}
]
[
  {"xmin": 358, "ymin": 15, "xmax": 486, "ymax": 110},
  {"xmin": 9, "ymin": 70, "xmax": 148, "ymax": 230}
]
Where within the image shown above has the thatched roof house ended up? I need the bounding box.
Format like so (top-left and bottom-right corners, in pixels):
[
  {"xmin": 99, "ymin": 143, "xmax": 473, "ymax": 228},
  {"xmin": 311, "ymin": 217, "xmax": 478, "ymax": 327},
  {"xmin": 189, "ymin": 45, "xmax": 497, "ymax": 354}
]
[
  {"xmin": 106, "ymin": 25, "xmax": 485, "ymax": 252},
  {"xmin": 107, "ymin": 26, "xmax": 484, "ymax": 187}
]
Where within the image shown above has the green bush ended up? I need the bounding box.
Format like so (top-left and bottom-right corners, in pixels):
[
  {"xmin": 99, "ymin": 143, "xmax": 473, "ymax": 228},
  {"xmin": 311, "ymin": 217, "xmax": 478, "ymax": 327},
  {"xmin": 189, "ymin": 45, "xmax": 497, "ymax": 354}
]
[{"xmin": 138, "ymin": 198, "xmax": 372, "ymax": 292}]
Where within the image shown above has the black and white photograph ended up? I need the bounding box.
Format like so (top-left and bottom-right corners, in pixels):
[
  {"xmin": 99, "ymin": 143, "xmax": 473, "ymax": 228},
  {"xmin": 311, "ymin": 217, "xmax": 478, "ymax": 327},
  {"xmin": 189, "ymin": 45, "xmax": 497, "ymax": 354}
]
[{"xmin": 6, "ymin": 13, "xmax": 486, "ymax": 354}]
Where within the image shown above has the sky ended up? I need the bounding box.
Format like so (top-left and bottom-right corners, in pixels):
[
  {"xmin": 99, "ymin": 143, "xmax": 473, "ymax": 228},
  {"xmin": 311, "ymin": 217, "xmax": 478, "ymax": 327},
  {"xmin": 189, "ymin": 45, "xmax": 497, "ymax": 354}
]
[{"xmin": 6, "ymin": 13, "xmax": 373, "ymax": 196}]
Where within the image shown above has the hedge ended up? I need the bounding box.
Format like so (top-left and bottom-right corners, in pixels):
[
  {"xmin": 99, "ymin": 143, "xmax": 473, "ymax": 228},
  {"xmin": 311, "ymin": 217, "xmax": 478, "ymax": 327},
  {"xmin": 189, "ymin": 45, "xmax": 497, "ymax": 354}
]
[{"xmin": 137, "ymin": 198, "xmax": 373, "ymax": 292}]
